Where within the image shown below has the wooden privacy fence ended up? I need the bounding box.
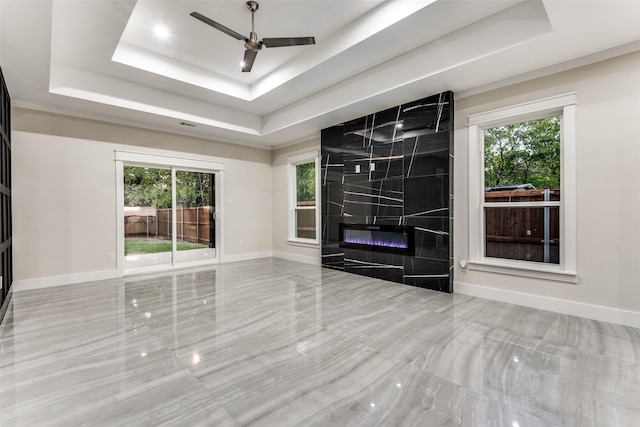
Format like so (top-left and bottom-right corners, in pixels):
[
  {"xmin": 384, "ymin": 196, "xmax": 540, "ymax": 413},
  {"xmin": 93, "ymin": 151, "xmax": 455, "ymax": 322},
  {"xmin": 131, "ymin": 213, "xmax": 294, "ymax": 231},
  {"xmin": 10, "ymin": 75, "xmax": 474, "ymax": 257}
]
[
  {"xmin": 124, "ymin": 215, "xmax": 158, "ymax": 237},
  {"xmin": 296, "ymin": 200, "xmax": 316, "ymax": 239},
  {"xmin": 124, "ymin": 206, "xmax": 214, "ymax": 245},
  {"xmin": 484, "ymin": 189, "xmax": 560, "ymax": 263}
]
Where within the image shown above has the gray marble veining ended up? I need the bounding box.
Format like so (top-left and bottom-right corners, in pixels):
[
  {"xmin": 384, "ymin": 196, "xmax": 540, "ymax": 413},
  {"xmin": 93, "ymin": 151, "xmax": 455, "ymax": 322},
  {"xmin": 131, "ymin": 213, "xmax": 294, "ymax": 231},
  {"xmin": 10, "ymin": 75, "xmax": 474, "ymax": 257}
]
[{"xmin": 1, "ymin": 258, "xmax": 640, "ymax": 426}]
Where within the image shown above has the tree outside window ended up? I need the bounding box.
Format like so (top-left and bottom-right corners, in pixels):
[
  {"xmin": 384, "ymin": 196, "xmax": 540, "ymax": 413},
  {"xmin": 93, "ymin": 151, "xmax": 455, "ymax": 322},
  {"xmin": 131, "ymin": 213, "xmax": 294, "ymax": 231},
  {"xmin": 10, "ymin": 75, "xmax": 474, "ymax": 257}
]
[
  {"xmin": 484, "ymin": 117, "xmax": 560, "ymax": 189},
  {"xmin": 124, "ymin": 167, "xmax": 211, "ymax": 209}
]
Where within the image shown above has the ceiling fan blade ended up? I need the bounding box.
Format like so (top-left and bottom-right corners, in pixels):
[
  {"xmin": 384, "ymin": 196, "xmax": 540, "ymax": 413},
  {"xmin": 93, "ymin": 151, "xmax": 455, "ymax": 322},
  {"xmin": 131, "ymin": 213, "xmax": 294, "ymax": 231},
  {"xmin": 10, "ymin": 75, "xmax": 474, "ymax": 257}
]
[
  {"xmin": 190, "ymin": 11, "xmax": 247, "ymax": 42},
  {"xmin": 262, "ymin": 37, "xmax": 315, "ymax": 48},
  {"xmin": 242, "ymin": 49, "xmax": 258, "ymax": 72}
]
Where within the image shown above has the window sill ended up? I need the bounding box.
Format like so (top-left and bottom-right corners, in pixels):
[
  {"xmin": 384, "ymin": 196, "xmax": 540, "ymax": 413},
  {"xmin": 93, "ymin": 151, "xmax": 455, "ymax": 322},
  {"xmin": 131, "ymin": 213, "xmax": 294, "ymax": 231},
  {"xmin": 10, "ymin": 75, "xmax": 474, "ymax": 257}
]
[
  {"xmin": 465, "ymin": 260, "xmax": 577, "ymax": 283},
  {"xmin": 287, "ymin": 239, "xmax": 320, "ymax": 249}
]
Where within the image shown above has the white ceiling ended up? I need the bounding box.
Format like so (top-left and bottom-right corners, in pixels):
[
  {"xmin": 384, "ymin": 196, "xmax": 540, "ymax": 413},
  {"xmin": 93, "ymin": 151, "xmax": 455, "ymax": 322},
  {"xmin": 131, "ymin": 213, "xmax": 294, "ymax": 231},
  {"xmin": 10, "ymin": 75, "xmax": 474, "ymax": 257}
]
[{"xmin": 1, "ymin": 0, "xmax": 640, "ymax": 149}]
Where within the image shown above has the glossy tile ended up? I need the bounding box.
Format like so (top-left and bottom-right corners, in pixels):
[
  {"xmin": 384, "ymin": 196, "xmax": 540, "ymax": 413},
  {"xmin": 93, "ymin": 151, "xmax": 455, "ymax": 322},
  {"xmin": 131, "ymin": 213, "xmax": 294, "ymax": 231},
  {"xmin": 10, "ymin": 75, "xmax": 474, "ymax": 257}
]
[{"xmin": 1, "ymin": 258, "xmax": 639, "ymax": 426}]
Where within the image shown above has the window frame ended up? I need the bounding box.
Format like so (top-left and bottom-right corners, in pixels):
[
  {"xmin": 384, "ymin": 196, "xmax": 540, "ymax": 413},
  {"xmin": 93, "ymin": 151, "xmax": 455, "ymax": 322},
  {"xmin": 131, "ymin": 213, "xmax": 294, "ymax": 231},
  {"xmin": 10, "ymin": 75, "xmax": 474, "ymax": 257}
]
[
  {"xmin": 467, "ymin": 93, "xmax": 577, "ymax": 282},
  {"xmin": 287, "ymin": 150, "xmax": 320, "ymax": 246}
]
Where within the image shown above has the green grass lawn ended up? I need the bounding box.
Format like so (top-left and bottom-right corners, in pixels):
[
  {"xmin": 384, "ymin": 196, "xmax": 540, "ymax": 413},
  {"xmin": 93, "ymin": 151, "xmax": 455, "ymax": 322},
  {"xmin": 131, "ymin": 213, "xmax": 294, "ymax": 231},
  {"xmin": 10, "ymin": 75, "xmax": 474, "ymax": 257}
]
[{"xmin": 125, "ymin": 238, "xmax": 208, "ymax": 255}]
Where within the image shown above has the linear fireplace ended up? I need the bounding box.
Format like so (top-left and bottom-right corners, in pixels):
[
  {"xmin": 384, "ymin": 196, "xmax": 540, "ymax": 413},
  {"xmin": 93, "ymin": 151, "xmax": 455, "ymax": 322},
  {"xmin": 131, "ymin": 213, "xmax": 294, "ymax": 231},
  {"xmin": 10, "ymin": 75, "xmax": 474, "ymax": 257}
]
[{"xmin": 339, "ymin": 224, "xmax": 415, "ymax": 256}]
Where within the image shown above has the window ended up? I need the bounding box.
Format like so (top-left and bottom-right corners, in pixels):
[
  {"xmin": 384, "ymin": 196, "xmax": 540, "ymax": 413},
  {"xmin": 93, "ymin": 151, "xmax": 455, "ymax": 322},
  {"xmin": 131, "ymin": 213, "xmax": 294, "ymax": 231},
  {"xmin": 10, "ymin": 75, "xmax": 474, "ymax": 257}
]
[
  {"xmin": 288, "ymin": 151, "xmax": 320, "ymax": 245},
  {"xmin": 484, "ymin": 116, "xmax": 560, "ymax": 264},
  {"xmin": 467, "ymin": 94, "xmax": 577, "ymax": 282}
]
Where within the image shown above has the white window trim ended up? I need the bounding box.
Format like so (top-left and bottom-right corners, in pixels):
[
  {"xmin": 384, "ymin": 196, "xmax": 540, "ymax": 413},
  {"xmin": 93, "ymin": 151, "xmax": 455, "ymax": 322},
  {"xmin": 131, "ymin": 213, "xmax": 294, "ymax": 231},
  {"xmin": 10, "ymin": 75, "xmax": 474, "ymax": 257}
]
[
  {"xmin": 467, "ymin": 93, "xmax": 577, "ymax": 283},
  {"xmin": 287, "ymin": 150, "xmax": 320, "ymax": 247}
]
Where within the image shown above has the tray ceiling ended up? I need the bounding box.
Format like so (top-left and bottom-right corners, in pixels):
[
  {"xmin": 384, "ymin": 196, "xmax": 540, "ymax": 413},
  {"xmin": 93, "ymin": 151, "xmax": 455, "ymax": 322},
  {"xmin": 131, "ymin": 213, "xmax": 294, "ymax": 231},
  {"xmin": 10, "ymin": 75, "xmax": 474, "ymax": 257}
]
[{"xmin": 1, "ymin": 0, "xmax": 640, "ymax": 149}]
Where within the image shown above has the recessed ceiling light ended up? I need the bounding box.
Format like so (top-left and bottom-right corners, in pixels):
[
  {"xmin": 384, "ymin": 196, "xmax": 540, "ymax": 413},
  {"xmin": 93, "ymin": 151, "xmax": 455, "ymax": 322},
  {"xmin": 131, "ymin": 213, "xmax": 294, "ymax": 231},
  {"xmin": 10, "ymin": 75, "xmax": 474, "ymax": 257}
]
[{"xmin": 154, "ymin": 25, "xmax": 169, "ymax": 39}]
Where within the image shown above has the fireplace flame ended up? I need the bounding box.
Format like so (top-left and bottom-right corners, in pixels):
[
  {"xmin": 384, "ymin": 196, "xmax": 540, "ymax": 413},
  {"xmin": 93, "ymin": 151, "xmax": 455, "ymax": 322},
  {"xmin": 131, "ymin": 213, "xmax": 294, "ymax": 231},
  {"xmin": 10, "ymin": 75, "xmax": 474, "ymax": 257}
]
[{"xmin": 344, "ymin": 237, "xmax": 408, "ymax": 249}]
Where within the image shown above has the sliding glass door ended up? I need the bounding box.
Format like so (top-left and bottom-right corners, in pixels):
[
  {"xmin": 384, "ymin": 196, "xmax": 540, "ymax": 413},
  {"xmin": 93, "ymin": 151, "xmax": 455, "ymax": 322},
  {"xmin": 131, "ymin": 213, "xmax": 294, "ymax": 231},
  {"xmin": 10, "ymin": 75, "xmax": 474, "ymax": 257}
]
[
  {"xmin": 175, "ymin": 170, "xmax": 216, "ymax": 263},
  {"xmin": 123, "ymin": 165, "xmax": 217, "ymax": 271}
]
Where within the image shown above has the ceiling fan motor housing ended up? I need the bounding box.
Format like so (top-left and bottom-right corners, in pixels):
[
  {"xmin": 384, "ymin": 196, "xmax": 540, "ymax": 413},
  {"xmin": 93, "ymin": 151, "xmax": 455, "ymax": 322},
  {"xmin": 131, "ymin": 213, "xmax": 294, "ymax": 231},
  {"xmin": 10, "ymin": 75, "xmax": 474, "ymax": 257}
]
[{"xmin": 245, "ymin": 32, "xmax": 262, "ymax": 51}]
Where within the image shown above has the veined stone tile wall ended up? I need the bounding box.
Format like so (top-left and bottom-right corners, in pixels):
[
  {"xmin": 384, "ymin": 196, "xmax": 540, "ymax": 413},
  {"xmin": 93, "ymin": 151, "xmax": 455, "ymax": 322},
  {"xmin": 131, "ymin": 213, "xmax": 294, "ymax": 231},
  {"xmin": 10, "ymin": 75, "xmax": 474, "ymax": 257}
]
[{"xmin": 321, "ymin": 92, "xmax": 454, "ymax": 293}]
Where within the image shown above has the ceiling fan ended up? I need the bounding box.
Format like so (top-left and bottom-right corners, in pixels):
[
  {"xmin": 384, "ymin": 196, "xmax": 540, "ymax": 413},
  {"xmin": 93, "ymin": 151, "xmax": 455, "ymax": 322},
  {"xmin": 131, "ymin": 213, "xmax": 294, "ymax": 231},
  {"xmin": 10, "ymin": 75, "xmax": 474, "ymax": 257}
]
[{"xmin": 190, "ymin": 1, "xmax": 316, "ymax": 73}]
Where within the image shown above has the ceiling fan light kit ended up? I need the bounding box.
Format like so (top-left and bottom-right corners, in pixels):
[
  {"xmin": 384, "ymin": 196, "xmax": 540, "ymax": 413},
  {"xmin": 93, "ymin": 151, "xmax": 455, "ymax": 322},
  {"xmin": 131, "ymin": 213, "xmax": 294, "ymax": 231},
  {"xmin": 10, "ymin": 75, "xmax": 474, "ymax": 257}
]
[{"xmin": 190, "ymin": 1, "xmax": 316, "ymax": 73}]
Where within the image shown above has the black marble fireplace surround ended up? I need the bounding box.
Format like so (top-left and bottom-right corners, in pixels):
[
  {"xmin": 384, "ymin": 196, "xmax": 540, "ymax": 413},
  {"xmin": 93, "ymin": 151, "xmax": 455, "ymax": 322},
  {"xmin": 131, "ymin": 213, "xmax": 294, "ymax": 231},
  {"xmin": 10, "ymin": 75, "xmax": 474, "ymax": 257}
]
[{"xmin": 321, "ymin": 92, "xmax": 453, "ymax": 293}]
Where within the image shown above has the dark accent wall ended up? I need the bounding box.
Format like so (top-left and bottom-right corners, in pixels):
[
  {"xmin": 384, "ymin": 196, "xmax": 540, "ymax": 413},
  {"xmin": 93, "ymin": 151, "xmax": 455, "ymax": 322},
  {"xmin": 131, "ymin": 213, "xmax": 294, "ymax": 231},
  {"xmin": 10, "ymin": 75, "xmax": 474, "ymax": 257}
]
[
  {"xmin": 321, "ymin": 92, "xmax": 453, "ymax": 293},
  {"xmin": 0, "ymin": 66, "xmax": 12, "ymax": 318}
]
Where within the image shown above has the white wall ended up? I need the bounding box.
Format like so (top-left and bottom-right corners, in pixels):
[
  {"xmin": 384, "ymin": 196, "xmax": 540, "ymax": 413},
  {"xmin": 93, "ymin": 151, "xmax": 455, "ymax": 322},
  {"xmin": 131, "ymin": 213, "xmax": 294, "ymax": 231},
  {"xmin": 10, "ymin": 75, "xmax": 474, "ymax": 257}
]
[
  {"xmin": 12, "ymin": 109, "xmax": 273, "ymax": 283},
  {"xmin": 13, "ymin": 132, "xmax": 116, "ymax": 280},
  {"xmin": 271, "ymin": 139, "xmax": 322, "ymax": 264},
  {"xmin": 454, "ymin": 51, "xmax": 640, "ymax": 325}
]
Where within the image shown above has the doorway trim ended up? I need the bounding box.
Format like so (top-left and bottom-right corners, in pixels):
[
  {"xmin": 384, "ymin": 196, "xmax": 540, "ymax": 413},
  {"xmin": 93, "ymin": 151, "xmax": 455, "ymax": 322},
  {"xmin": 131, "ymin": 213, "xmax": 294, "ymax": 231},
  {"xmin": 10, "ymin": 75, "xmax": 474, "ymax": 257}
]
[{"xmin": 115, "ymin": 149, "xmax": 225, "ymax": 276}]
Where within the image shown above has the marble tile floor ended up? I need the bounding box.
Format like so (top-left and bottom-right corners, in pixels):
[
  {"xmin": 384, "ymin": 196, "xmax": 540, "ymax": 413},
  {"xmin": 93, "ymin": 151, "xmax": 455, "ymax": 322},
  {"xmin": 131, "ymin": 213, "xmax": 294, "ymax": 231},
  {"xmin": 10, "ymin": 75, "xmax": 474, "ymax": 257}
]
[{"xmin": 1, "ymin": 258, "xmax": 640, "ymax": 426}]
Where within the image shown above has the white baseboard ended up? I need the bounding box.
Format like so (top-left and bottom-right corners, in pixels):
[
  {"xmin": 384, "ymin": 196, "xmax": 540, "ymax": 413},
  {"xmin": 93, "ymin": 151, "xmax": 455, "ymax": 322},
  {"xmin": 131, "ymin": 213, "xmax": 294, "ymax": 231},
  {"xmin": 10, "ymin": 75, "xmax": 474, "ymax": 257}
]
[
  {"xmin": 273, "ymin": 251, "xmax": 321, "ymax": 266},
  {"xmin": 454, "ymin": 280, "xmax": 640, "ymax": 329},
  {"xmin": 221, "ymin": 251, "xmax": 274, "ymax": 264},
  {"xmin": 12, "ymin": 252, "xmax": 275, "ymax": 291},
  {"xmin": 13, "ymin": 269, "xmax": 122, "ymax": 292}
]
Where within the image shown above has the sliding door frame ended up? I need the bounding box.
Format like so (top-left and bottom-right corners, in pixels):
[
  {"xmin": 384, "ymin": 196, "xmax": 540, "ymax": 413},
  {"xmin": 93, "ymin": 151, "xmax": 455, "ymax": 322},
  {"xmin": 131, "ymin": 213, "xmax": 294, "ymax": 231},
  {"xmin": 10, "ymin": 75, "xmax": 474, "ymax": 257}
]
[{"xmin": 115, "ymin": 150, "xmax": 224, "ymax": 276}]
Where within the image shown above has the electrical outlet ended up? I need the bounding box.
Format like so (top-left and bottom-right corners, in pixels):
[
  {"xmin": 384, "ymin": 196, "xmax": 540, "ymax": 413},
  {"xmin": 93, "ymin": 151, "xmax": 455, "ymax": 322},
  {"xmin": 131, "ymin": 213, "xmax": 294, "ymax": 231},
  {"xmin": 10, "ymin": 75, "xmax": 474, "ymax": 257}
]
[
  {"xmin": 107, "ymin": 252, "xmax": 115, "ymax": 261},
  {"xmin": 355, "ymin": 164, "xmax": 360, "ymax": 173}
]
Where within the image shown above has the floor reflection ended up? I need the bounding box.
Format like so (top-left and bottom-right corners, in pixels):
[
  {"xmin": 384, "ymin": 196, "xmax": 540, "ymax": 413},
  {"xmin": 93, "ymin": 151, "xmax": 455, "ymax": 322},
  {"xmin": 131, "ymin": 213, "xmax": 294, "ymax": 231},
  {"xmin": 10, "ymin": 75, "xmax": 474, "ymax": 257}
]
[{"xmin": 1, "ymin": 258, "xmax": 640, "ymax": 426}]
